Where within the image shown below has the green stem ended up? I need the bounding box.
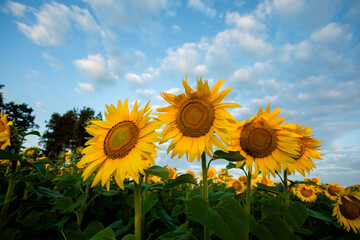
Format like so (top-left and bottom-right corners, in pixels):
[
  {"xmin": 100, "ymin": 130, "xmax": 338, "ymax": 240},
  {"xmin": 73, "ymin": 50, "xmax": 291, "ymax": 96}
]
[
  {"xmin": 245, "ymin": 167, "xmax": 252, "ymax": 215},
  {"xmin": 0, "ymin": 160, "xmax": 18, "ymax": 229},
  {"xmin": 201, "ymin": 152, "xmax": 210, "ymax": 240},
  {"xmin": 283, "ymin": 170, "xmax": 289, "ymax": 207},
  {"xmin": 134, "ymin": 177, "xmax": 143, "ymax": 240},
  {"xmin": 77, "ymin": 183, "xmax": 90, "ymax": 227}
]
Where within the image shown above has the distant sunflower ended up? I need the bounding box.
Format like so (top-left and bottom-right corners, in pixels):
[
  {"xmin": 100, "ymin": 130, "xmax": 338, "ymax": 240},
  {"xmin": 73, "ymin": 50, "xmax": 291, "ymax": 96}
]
[
  {"xmin": 325, "ymin": 182, "xmax": 345, "ymax": 201},
  {"xmin": 0, "ymin": 110, "xmax": 13, "ymax": 149},
  {"xmin": 156, "ymin": 76, "xmax": 240, "ymax": 162},
  {"xmin": 185, "ymin": 170, "xmax": 196, "ymax": 179},
  {"xmin": 229, "ymin": 104, "xmax": 300, "ymax": 177},
  {"xmin": 296, "ymin": 184, "xmax": 317, "ymax": 203},
  {"xmin": 200, "ymin": 168, "xmax": 217, "ymax": 181},
  {"xmin": 77, "ymin": 100, "xmax": 160, "ymax": 190},
  {"xmin": 255, "ymin": 176, "xmax": 275, "ymax": 187},
  {"xmin": 333, "ymin": 190, "xmax": 360, "ymax": 234},
  {"xmin": 226, "ymin": 178, "xmax": 245, "ymax": 195},
  {"xmin": 167, "ymin": 166, "xmax": 177, "ymax": 179},
  {"xmin": 283, "ymin": 123, "xmax": 322, "ymax": 176}
]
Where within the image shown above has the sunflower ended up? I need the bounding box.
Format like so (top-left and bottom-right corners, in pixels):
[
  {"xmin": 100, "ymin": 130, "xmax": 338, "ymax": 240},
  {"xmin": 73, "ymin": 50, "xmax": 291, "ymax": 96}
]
[
  {"xmin": 333, "ymin": 190, "xmax": 360, "ymax": 234},
  {"xmin": 167, "ymin": 166, "xmax": 177, "ymax": 179},
  {"xmin": 77, "ymin": 99, "xmax": 160, "ymax": 190},
  {"xmin": 200, "ymin": 167, "xmax": 217, "ymax": 181},
  {"xmin": 229, "ymin": 104, "xmax": 300, "ymax": 177},
  {"xmin": 156, "ymin": 76, "xmax": 240, "ymax": 162},
  {"xmin": 226, "ymin": 178, "xmax": 246, "ymax": 195},
  {"xmin": 185, "ymin": 170, "xmax": 196, "ymax": 179},
  {"xmin": 283, "ymin": 123, "xmax": 322, "ymax": 176},
  {"xmin": 147, "ymin": 174, "xmax": 161, "ymax": 182},
  {"xmin": 0, "ymin": 110, "xmax": 13, "ymax": 149},
  {"xmin": 295, "ymin": 184, "xmax": 317, "ymax": 203},
  {"xmin": 325, "ymin": 182, "xmax": 345, "ymax": 201},
  {"xmin": 255, "ymin": 176, "xmax": 275, "ymax": 187}
]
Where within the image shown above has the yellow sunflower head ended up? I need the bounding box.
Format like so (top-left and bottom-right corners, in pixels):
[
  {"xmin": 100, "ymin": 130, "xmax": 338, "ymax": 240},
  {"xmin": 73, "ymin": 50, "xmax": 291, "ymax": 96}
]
[
  {"xmin": 156, "ymin": 76, "xmax": 240, "ymax": 162},
  {"xmin": 325, "ymin": 182, "xmax": 345, "ymax": 201},
  {"xmin": 166, "ymin": 166, "xmax": 177, "ymax": 179},
  {"xmin": 0, "ymin": 110, "xmax": 13, "ymax": 150},
  {"xmin": 238, "ymin": 175, "xmax": 247, "ymax": 184},
  {"xmin": 77, "ymin": 99, "xmax": 161, "ymax": 190},
  {"xmin": 255, "ymin": 176, "xmax": 275, "ymax": 187},
  {"xmin": 283, "ymin": 123, "xmax": 322, "ymax": 176},
  {"xmin": 226, "ymin": 178, "xmax": 245, "ymax": 195},
  {"xmin": 228, "ymin": 103, "xmax": 300, "ymax": 177},
  {"xmin": 200, "ymin": 167, "xmax": 217, "ymax": 180},
  {"xmin": 333, "ymin": 190, "xmax": 360, "ymax": 234},
  {"xmin": 295, "ymin": 184, "xmax": 317, "ymax": 203},
  {"xmin": 147, "ymin": 174, "xmax": 161, "ymax": 183}
]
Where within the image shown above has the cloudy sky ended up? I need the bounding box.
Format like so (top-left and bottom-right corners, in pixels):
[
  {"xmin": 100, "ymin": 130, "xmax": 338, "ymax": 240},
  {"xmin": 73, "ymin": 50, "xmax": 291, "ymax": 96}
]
[{"xmin": 1, "ymin": 0, "xmax": 359, "ymax": 186}]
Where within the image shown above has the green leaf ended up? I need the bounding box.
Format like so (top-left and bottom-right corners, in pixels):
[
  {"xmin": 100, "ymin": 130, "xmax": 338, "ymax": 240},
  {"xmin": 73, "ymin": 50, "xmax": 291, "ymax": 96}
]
[
  {"xmin": 157, "ymin": 222, "xmax": 193, "ymax": 240},
  {"xmin": 163, "ymin": 174, "xmax": 198, "ymax": 191},
  {"xmin": 190, "ymin": 196, "xmax": 249, "ymax": 240},
  {"xmin": 20, "ymin": 159, "xmax": 46, "ymax": 177},
  {"xmin": 96, "ymin": 186, "xmax": 119, "ymax": 196},
  {"xmin": 23, "ymin": 211, "xmax": 42, "ymax": 228},
  {"xmin": 89, "ymin": 228, "xmax": 116, "ymax": 240},
  {"xmin": 52, "ymin": 216, "xmax": 71, "ymax": 231},
  {"xmin": 65, "ymin": 222, "xmax": 86, "ymax": 240},
  {"xmin": 255, "ymin": 183, "xmax": 286, "ymax": 198},
  {"xmin": 171, "ymin": 204, "xmax": 183, "ymax": 217},
  {"xmin": 142, "ymin": 192, "xmax": 159, "ymax": 215},
  {"xmin": 261, "ymin": 207, "xmax": 292, "ymax": 240},
  {"xmin": 288, "ymin": 202, "xmax": 309, "ymax": 228},
  {"xmin": 208, "ymin": 191, "xmax": 235, "ymax": 205},
  {"xmin": 55, "ymin": 197, "xmax": 74, "ymax": 211},
  {"xmin": 226, "ymin": 162, "xmax": 237, "ymax": 169},
  {"xmin": 36, "ymin": 186, "xmax": 64, "ymax": 198},
  {"xmin": 213, "ymin": 150, "xmax": 246, "ymax": 162},
  {"xmin": 307, "ymin": 209, "xmax": 332, "ymax": 223},
  {"xmin": 250, "ymin": 220, "xmax": 276, "ymax": 240},
  {"xmin": 62, "ymin": 193, "xmax": 89, "ymax": 214},
  {"xmin": 144, "ymin": 165, "xmax": 169, "ymax": 180},
  {"xmin": 84, "ymin": 221, "xmax": 104, "ymax": 240},
  {"xmin": 121, "ymin": 234, "xmax": 135, "ymax": 240},
  {"xmin": 0, "ymin": 149, "xmax": 22, "ymax": 161},
  {"xmin": 22, "ymin": 130, "xmax": 41, "ymax": 137},
  {"xmin": 0, "ymin": 227, "xmax": 16, "ymax": 240}
]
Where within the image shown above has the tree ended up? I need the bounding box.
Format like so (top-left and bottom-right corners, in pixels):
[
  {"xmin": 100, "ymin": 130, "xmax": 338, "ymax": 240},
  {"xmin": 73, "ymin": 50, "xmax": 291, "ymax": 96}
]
[{"xmin": 41, "ymin": 107, "xmax": 101, "ymax": 160}]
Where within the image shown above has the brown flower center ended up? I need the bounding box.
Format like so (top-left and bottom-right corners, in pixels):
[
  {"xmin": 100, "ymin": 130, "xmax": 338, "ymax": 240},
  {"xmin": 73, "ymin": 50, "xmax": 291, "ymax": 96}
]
[
  {"xmin": 233, "ymin": 181, "xmax": 242, "ymax": 190},
  {"xmin": 103, "ymin": 121, "xmax": 139, "ymax": 159},
  {"xmin": 261, "ymin": 178, "xmax": 269, "ymax": 185},
  {"xmin": 0, "ymin": 121, "xmax": 6, "ymax": 132},
  {"xmin": 176, "ymin": 98, "xmax": 215, "ymax": 137},
  {"xmin": 240, "ymin": 121, "xmax": 277, "ymax": 158},
  {"xmin": 301, "ymin": 188, "xmax": 314, "ymax": 197},
  {"xmin": 328, "ymin": 185, "xmax": 340, "ymax": 196},
  {"xmin": 339, "ymin": 196, "xmax": 360, "ymax": 220}
]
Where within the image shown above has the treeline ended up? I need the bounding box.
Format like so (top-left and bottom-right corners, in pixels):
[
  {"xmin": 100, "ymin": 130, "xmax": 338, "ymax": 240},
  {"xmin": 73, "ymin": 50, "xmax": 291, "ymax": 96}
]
[{"xmin": 0, "ymin": 85, "xmax": 101, "ymax": 160}]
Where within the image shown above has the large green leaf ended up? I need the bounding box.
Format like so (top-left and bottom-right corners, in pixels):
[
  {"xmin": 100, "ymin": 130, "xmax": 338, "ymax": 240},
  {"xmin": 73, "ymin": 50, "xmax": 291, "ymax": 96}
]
[
  {"xmin": 62, "ymin": 193, "xmax": 89, "ymax": 214},
  {"xmin": 307, "ymin": 209, "xmax": 332, "ymax": 223},
  {"xmin": 190, "ymin": 196, "xmax": 249, "ymax": 240},
  {"xmin": 89, "ymin": 228, "xmax": 116, "ymax": 240},
  {"xmin": 157, "ymin": 222, "xmax": 193, "ymax": 240},
  {"xmin": 35, "ymin": 186, "xmax": 64, "ymax": 198},
  {"xmin": 144, "ymin": 165, "xmax": 169, "ymax": 180},
  {"xmin": 84, "ymin": 221, "xmax": 105, "ymax": 240},
  {"xmin": 163, "ymin": 174, "xmax": 198, "ymax": 191},
  {"xmin": 0, "ymin": 149, "xmax": 22, "ymax": 161},
  {"xmin": 22, "ymin": 130, "xmax": 41, "ymax": 137},
  {"xmin": 213, "ymin": 150, "xmax": 246, "ymax": 162},
  {"xmin": 126, "ymin": 192, "xmax": 159, "ymax": 215},
  {"xmin": 22, "ymin": 210, "xmax": 42, "ymax": 228},
  {"xmin": 260, "ymin": 207, "xmax": 292, "ymax": 240},
  {"xmin": 65, "ymin": 222, "xmax": 85, "ymax": 240},
  {"xmin": 55, "ymin": 197, "xmax": 74, "ymax": 211},
  {"xmin": 255, "ymin": 183, "xmax": 286, "ymax": 199}
]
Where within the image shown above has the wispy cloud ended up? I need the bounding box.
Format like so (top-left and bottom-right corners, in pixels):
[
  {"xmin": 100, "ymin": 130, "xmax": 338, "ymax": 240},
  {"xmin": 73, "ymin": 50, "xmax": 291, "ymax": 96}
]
[
  {"xmin": 75, "ymin": 82, "xmax": 95, "ymax": 93},
  {"xmin": 43, "ymin": 52, "xmax": 63, "ymax": 70}
]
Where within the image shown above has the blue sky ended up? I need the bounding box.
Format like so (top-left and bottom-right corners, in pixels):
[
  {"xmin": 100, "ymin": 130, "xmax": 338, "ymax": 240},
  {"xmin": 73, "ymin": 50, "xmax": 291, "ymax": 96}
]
[{"xmin": 1, "ymin": 0, "xmax": 360, "ymax": 186}]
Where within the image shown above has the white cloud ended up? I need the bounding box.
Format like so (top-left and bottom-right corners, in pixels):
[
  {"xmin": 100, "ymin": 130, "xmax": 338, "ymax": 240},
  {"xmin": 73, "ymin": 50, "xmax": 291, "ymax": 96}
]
[
  {"xmin": 136, "ymin": 88, "xmax": 156, "ymax": 97},
  {"xmin": 75, "ymin": 82, "xmax": 95, "ymax": 93},
  {"xmin": 187, "ymin": 0, "xmax": 216, "ymax": 18},
  {"xmin": 230, "ymin": 62, "xmax": 269, "ymax": 85},
  {"xmin": 166, "ymin": 88, "xmax": 182, "ymax": 95},
  {"xmin": 311, "ymin": 23, "xmax": 352, "ymax": 48},
  {"xmin": 225, "ymin": 12, "xmax": 266, "ymax": 33},
  {"xmin": 252, "ymin": 95, "xmax": 278, "ymax": 105},
  {"xmin": 6, "ymin": 1, "xmax": 28, "ymax": 17},
  {"xmin": 15, "ymin": 1, "xmax": 100, "ymax": 45},
  {"xmin": 42, "ymin": 52, "xmax": 63, "ymax": 70},
  {"xmin": 83, "ymin": 0, "xmax": 167, "ymax": 27},
  {"xmin": 73, "ymin": 54, "xmax": 118, "ymax": 83},
  {"xmin": 125, "ymin": 73, "xmax": 144, "ymax": 85},
  {"xmin": 36, "ymin": 101, "xmax": 46, "ymax": 110}
]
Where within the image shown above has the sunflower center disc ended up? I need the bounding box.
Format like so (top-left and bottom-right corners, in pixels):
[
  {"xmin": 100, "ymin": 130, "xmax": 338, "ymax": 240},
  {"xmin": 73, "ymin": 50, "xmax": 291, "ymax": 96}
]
[
  {"xmin": 0, "ymin": 121, "xmax": 5, "ymax": 132},
  {"xmin": 300, "ymin": 188, "xmax": 313, "ymax": 197},
  {"xmin": 339, "ymin": 197, "xmax": 360, "ymax": 220},
  {"xmin": 328, "ymin": 186, "xmax": 340, "ymax": 196},
  {"xmin": 240, "ymin": 122, "xmax": 277, "ymax": 158},
  {"xmin": 104, "ymin": 121, "xmax": 139, "ymax": 159},
  {"xmin": 232, "ymin": 181, "xmax": 242, "ymax": 190},
  {"xmin": 176, "ymin": 98, "xmax": 215, "ymax": 137}
]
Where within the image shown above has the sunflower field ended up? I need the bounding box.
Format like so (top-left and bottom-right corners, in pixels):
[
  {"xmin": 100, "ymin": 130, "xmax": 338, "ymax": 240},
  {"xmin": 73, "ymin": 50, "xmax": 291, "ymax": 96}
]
[{"xmin": 1, "ymin": 77, "xmax": 360, "ymax": 240}]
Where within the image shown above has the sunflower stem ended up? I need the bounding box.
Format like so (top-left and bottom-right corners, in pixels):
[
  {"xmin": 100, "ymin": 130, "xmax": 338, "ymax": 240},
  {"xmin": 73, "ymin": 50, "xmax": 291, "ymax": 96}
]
[
  {"xmin": 201, "ymin": 152, "xmax": 210, "ymax": 240},
  {"xmin": 77, "ymin": 182, "xmax": 90, "ymax": 227},
  {"xmin": 0, "ymin": 159, "xmax": 17, "ymax": 229},
  {"xmin": 283, "ymin": 170, "xmax": 289, "ymax": 207},
  {"xmin": 134, "ymin": 177, "xmax": 143, "ymax": 240},
  {"xmin": 245, "ymin": 169, "xmax": 252, "ymax": 215}
]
